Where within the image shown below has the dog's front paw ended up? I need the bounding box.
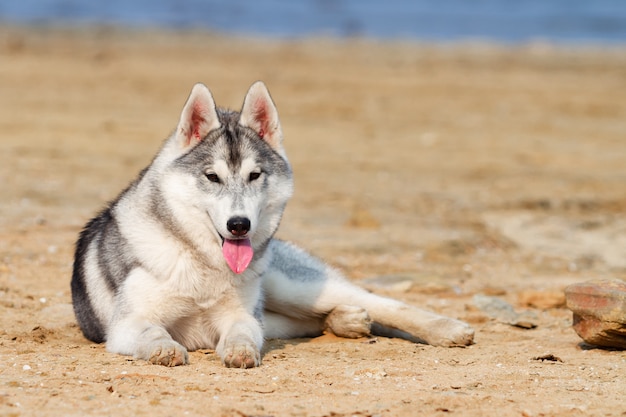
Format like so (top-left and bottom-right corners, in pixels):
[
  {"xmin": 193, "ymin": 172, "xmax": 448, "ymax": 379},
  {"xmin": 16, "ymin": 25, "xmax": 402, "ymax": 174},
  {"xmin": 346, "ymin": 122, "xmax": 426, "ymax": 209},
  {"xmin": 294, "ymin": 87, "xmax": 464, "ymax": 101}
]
[
  {"xmin": 324, "ymin": 305, "xmax": 372, "ymax": 338},
  {"xmin": 138, "ymin": 340, "xmax": 189, "ymax": 366},
  {"xmin": 221, "ymin": 337, "xmax": 261, "ymax": 368}
]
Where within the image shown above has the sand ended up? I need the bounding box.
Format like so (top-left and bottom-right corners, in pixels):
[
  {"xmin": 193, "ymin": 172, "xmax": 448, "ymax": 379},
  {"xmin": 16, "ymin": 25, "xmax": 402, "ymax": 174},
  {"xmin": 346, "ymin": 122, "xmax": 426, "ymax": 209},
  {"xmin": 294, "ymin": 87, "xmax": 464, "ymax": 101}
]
[{"xmin": 0, "ymin": 26, "xmax": 625, "ymax": 417}]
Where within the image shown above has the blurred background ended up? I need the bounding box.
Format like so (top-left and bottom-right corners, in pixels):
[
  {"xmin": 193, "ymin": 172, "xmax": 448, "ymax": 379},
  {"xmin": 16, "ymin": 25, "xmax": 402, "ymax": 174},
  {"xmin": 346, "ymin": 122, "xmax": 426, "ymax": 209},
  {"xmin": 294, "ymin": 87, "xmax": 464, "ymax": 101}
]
[{"xmin": 1, "ymin": 0, "xmax": 626, "ymax": 44}]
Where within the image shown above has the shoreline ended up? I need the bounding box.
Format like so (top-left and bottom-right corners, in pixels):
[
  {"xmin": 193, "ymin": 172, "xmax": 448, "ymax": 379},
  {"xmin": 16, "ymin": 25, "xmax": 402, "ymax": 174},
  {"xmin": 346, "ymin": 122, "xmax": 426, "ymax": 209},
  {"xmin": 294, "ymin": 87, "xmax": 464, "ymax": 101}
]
[{"xmin": 3, "ymin": 22, "xmax": 626, "ymax": 51}]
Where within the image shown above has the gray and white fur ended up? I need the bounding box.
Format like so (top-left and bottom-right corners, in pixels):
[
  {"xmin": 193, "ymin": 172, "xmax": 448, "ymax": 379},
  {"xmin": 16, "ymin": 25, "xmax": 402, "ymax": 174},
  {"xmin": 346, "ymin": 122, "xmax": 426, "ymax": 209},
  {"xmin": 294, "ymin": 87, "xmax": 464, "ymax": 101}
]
[{"xmin": 71, "ymin": 82, "xmax": 474, "ymax": 368}]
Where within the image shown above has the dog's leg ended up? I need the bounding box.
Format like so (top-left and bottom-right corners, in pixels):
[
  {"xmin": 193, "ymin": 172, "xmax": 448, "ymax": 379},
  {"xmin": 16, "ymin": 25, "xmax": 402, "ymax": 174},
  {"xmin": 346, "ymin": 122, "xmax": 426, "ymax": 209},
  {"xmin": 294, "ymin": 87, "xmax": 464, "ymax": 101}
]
[
  {"xmin": 106, "ymin": 269, "xmax": 189, "ymax": 366},
  {"xmin": 323, "ymin": 304, "xmax": 372, "ymax": 338},
  {"xmin": 330, "ymin": 281, "xmax": 474, "ymax": 346},
  {"xmin": 263, "ymin": 312, "xmax": 324, "ymax": 339},
  {"xmin": 340, "ymin": 287, "xmax": 474, "ymax": 346},
  {"xmin": 108, "ymin": 318, "xmax": 189, "ymax": 366},
  {"xmin": 264, "ymin": 242, "xmax": 474, "ymax": 346},
  {"xmin": 264, "ymin": 306, "xmax": 372, "ymax": 339},
  {"xmin": 210, "ymin": 287, "xmax": 265, "ymax": 368},
  {"xmin": 214, "ymin": 311, "xmax": 264, "ymax": 368}
]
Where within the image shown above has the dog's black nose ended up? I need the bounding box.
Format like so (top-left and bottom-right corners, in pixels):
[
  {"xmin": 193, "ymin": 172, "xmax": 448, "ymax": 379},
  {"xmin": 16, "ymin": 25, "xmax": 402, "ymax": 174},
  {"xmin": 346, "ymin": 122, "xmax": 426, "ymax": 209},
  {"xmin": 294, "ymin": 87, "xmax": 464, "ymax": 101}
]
[{"xmin": 227, "ymin": 216, "xmax": 251, "ymax": 236}]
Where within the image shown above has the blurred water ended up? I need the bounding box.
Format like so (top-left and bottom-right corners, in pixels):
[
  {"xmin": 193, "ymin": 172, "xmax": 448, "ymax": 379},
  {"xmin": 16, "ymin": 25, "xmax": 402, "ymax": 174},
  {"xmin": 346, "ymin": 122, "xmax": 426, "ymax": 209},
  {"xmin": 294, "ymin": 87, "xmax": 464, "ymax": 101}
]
[{"xmin": 1, "ymin": 0, "xmax": 625, "ymax": 44}]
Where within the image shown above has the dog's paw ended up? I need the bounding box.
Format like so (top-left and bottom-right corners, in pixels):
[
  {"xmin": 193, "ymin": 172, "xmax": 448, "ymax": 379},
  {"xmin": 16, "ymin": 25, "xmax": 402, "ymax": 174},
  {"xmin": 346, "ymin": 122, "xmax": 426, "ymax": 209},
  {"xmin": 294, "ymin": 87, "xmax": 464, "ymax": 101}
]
[
  {"xmin": 140, "ymin": 340, "xmax": 189, "ymax": 366},
  {"xmin": 425, "ymin": 318, "xmax": 475, "ymax": 347},
  {"xmin": 324, "ymin": 305, "xmax": 372, "ymax": 339},
  {"xmin": 221, "ymin": 337, "xmax": 261, "ymax": 368}
]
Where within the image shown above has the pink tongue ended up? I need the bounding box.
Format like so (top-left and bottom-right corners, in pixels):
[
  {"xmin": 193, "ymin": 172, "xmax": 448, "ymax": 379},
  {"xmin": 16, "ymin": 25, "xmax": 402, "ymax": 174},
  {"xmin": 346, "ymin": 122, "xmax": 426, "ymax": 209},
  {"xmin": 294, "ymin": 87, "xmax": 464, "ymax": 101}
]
[{"xmin": 222, "ymin": 238, "xmax": 254, "ymax": 274}]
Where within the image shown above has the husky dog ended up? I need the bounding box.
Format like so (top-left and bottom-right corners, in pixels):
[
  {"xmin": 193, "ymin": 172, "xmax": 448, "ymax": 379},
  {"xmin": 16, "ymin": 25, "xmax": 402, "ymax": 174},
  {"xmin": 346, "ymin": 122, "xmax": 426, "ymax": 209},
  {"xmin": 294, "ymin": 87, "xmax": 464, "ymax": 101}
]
[{"xmin": 71, "ymin": 82, "xmax": 474, "ymax": 368}]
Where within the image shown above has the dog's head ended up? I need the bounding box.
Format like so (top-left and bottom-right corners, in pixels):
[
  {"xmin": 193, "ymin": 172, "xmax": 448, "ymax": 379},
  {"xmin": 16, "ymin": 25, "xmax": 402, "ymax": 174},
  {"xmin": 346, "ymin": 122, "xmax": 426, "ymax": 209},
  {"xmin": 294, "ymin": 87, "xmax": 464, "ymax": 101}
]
[{"xmin": 156, "ymin": 82, "xmax": 293, "ymax": 274}]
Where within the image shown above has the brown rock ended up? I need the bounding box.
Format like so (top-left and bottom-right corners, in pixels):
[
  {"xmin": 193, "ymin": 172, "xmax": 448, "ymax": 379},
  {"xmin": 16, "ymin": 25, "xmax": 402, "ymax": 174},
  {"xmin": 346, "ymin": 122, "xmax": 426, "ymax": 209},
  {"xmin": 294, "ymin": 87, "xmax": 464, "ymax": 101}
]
[{"xmin": 565, "ymin": 279, "xmax": 626, "ymax": 349}]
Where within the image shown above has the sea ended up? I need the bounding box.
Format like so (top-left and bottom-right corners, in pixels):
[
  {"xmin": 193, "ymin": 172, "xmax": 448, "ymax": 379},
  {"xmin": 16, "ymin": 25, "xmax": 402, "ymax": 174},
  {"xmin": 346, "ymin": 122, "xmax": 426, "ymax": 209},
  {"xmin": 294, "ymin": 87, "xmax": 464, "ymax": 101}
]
[{"xmin": 1, "ymin": 0, "xmax": 625, "ymax": 44}]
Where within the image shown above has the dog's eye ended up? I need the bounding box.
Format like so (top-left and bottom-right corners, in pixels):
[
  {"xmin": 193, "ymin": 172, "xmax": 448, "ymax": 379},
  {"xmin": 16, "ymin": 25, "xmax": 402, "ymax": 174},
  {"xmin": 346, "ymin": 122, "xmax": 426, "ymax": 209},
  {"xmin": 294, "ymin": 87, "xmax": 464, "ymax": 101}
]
[
  {"xmin": 249, "ymin": 171, "xmax": 262, "ymax": 182},
  {"xmin": 205, "ymin": 173, "xmax": 220, "ymax": 183}
]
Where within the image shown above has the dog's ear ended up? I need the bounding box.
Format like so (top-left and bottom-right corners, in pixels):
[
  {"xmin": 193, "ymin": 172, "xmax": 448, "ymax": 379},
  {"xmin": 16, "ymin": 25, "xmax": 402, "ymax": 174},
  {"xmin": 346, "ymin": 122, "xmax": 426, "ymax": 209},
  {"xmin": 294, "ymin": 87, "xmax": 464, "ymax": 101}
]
[
  {"xmin": 239, "ymin": 81, "xmax": 283, "ymax": 151},
  {"xmin": 176, "ymin": 83, "xmax": 221, "ymax": 148}
]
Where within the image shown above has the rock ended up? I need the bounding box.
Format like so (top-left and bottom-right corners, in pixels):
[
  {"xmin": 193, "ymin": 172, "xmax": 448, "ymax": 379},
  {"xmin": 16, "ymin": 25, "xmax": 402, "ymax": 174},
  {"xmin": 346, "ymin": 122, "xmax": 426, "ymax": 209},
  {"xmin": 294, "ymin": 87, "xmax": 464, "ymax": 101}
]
[
  {"xmin": 472, "ymin": 294, "xmax": 538, "ymax": 329},
  {"xmin": 565, "ymin": 279, "xmax": 626, "ymax": 349}
]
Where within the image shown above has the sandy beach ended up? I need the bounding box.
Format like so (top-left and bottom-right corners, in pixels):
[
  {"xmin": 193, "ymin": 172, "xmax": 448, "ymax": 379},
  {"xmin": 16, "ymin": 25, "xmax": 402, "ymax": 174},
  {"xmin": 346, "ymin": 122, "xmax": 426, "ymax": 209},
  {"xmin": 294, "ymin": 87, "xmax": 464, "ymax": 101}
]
[{"xmin": 0, "ymin": 26, "xmax": 625, "ymax": 416}]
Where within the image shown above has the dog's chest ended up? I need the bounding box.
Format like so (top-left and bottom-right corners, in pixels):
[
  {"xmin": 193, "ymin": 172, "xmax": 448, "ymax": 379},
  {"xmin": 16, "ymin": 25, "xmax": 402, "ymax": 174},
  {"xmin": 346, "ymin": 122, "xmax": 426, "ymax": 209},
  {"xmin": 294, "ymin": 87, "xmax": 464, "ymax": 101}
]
[{"xmin": 162, "ymin": 251, "xmax": 261, "ymax": 308}]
